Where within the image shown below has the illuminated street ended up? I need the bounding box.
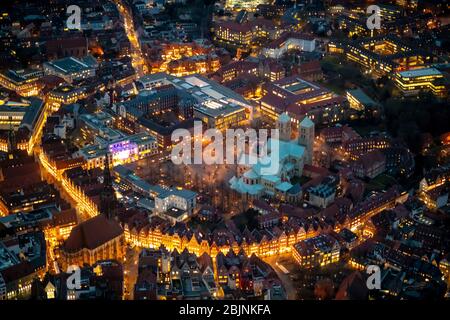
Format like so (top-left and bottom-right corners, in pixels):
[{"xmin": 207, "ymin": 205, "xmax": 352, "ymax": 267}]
[
  {"xmin": 114, "ymin": 0, "xmax": 147, "ymax": 77},
  {"xmin": 123, "ymin": 246, "xmax": 139, "ymax": 300}
]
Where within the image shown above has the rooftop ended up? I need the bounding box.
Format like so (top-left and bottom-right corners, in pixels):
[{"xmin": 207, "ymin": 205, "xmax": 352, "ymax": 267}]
[
  {"xmin": 294, "ymin": 234, "xmax": 339, "ymax": 256},
  {"xmin": 137, "ymin": 73, "xmax": 251, "ymax": 119},
  {"xmin": 78, "ymin": 132, "xmax": 155, "ymax": 160},
  {"xmin": 163, "ymin": 207, "xmax": 187, "ymax": 219},
  {"xmin": 347, "ymin": 88, "xmax": 379, "ymax": 107},
  {"xmin": 44, "ymin": 56, "xmax": 96, "ymax": 75},
  {"xmin": 397, "ymin": 67, "xmax": 443, "ymax": 78},
  {"xmin": 63, "ymin": 214, "xmax": 123, "ymax": 252},
  {"xmin": 300, "ymin": 116, "xmax": 314, "ymax": 128}
]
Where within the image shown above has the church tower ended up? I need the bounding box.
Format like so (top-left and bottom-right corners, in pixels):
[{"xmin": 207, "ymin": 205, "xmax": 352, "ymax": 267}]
[
  {"xmin": 107, "ymin": 80, "xmax": 116, "ymax": 110},
  {"xmin": 276, "ymin": 112, "xmax": 291, "ymax": 142},
  {"xmin": 7, "ymin": 121, "xmax": 18, "ymax": 159},
  {"xmin": 100, "ymin": 154, "xmax": 117, "ymax": 220},
  {"xmin": 298, "ymin": 116, "xmax": 315, "ymax": 165}
]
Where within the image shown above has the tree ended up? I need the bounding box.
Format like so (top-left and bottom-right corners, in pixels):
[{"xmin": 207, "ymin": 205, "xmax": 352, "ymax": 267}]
[{"xmin": 384, "ymin": 95, "xmax": 450, "ymax": 154}]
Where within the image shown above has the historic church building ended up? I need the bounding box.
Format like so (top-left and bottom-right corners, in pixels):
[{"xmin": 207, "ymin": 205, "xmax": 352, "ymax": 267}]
[
  {"xmin": 230, "ymin": 113, "xmax": 314, "ymax": 203},
  {"xmin": 59, "ymin": 155, "xmax": 125, "ymax": 270}
]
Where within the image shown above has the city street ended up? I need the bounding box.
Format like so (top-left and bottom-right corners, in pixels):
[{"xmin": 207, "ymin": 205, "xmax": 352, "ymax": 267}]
[
  {"xmin": 115, "ymin": 0, "xmax": 147, "ymax": 77},
  {"xmin": 123, "ymin": 245, "xmax": 140, "ymax": 300},
  {"xmin": 263, "ymin": 254, "xmax": 298, "ymax": 300}
]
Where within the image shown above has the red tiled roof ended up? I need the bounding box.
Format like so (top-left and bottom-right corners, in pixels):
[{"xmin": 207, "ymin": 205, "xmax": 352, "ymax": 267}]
[
  {"xmin": 299, "ymin": 60, "xmax": 321, "ymax": 73},
  {"xmin": 303, "ymin": 164, "xmax": 330, "ymax": 176},
  {"xmin": 63, "ymin": 215, "xmax": 123, "ymax": 252},
  {"xmin": 321, "ymin": 126, "xmax": 343, "ymax": 137},
  {"xmin": 286, "ymin": 96, "xmax": 345, "ymax": 117},
  {"xmin": 248, "ymin": 18, "xmax": 276, "ymax": 29},
  {"xmin": 0, "ymin": 261, "xmax": 34, "ymax": 283},
  {"xmin": 219, "ymin": 60, "xmax": 258, "ymax": 73},
  {"xmin": 252, "ymin": 199, "xmax": 277, "ymax": 213},
  {"xmin": 353, "ymin": 150, "xmax": 386, "ymax": 171},
  {"xmin": 216, "ymin": 18, "xmax": 276, "ymax": 34},
  {"xmin": 260, "ymin": 93, "xmax": 288, "ymax": 111},
  {"xmin": 45, "ymin": 37, "xmax": 87, "ymax": 52},
  {"xmin": 54, "ymin": 157, "xmax": 85, "ymax": 170}
]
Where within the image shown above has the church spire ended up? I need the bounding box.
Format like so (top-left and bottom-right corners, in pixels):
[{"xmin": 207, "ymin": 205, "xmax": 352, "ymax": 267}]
[
  {"xmin": 103, "ymin": 153, "xmax": 112, "ymax": 188},
  {"xmin": 107, "ymin": 80, "xmax": 116, "ymax": 110},
  {"xmin": 8, "ymin": 128, "xmax": 16, "ymax": 153},
  {"xmin": 100, "ymin": 153, "xmax": 117, "ymax": 220},
  {"xmin": 7, "ymin": 119, "xmax": 17, "ymax": 158}
]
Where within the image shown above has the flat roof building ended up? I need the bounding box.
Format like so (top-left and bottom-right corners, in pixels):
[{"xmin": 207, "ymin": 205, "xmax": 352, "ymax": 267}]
[
  {"xmin": 43, "ymin": 56, "xmax": 97, "ymax": 84},
  {"xmin": 0, "ymin": 69, "xmax": 43, "ymax": 96},
  {"xmin": 260, "ymin": 75, "xmax": 345, "ymax": 125},
  {"xmin": 394, "ymin": 67, "xmax": 447, "ymax": 97},
  {"xmin": 47, "ymin": 84, "xmax": 87, "ymax": 106},
  {"xmin": 136, "ymin": 73, "xmax": 252, "ymax": 130},
  {"xmin": 76, "ymin": 132, "xmax": 158, "ymax": 169},
  {"xmin": 329, "ymin": 35, "xmax": 433, "ymax": 77},
  {"xmin": 0, "ymin": 97, "xmax": 44, "ymax": 133},
  {"xmin": 113, "ymin": 165, "xmax": 197, "ymax": 221},
  {"xmin": 346, "ymin": 88, "xmax": 380, "ymax": 111}
]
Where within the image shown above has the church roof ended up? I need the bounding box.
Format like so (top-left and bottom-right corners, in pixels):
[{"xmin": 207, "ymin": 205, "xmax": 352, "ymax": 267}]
[
  {"xmin": 243, "ymin": 169, "xmax": 259, "ymax": 179},
  {"xmin": 299, "ymin": 116, "xmax": 314, "ymax": 128},
  {"xmin": 275, "ymin": 181, "xmax": 293, "ymax": 192},
  {"xmin": 63, "ymin": 214, "xmax": 123, "ymax": 252},
  {"xmin": 278, "ymin": 112, "xmax": 290, "ymax": 123},
  {"xmin": 229, "ymin": 176, "xmax": 264, "ymax": 195},
  {"xmin": 268, "ymin": 138, "xmax": 305, "ymax": 160}
]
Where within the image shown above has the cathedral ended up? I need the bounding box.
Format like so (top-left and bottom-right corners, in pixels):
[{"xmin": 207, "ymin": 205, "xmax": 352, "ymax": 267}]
[{"xmin": 229, "ymin": 113, "xmax": 315, "ymax": 203}]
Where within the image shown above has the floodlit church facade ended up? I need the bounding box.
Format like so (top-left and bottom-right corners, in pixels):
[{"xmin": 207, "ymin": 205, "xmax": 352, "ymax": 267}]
[{"xmin": 230, "ymin": 113, "xmax": 314, "ymax": 202}]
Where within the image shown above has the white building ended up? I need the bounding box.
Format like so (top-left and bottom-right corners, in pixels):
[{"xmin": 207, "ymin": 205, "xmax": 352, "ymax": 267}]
[
  {"xmin": 306, "ymin": 183, "xmax": 336, "ymax": 208},
  {"xmin": 263, "ymin": 33, "xmax": 316, "ymax": 59},
  {"xmin": 153, "ymin": 187, "xmax": 197, "ymax": 223},
  {"xmin": 53, "ymin": 124, "xmax": 67, "ymax": 139},
  {"xmin": 76, "ymin": 132, "xmax": 158, "ymax": 169}
]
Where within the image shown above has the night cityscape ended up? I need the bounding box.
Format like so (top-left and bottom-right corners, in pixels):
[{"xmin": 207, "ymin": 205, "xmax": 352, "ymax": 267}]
[{"xmin": 0, "ymin": 0, "xmax": 450, "ymax": 308}]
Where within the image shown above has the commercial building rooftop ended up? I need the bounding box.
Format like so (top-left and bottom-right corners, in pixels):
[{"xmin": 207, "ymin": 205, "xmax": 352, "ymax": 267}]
[
  {"xmin": 0, "ymin": 69, "xmax": 42, "ymax": 84},
  {"xmin": 78, "ymin": 132, "xmax": 156, "ymax": 160},
  {"xmin": 397, "ymin": 67, "xmax": 443, "ymax": 78},
  {"xmin": 113, "ymin": 165, "xmax": 197, "ymax": 202},
  {"xmin": 137, "ymin": 73, "xmax": 251, "ymax": 119},
  {"xmin": 45, "ymin": 57, "xmax": 88, "ymax": 75},
  {"xmin": 0, "ymin": 97, "xmax": 44, "ymax": 131},
  {"xmin": 347, "ymin": 88, "xmax": 378, "ymax": 107}
]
